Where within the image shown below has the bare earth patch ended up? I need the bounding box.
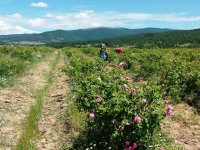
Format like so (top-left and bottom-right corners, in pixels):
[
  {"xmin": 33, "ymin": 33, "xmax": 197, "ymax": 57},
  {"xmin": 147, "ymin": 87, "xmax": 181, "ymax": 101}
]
[
  {"xmin": 0, "ymin": 56, "xmax": 54, "ymax": 149},
  {"xmin": 36, "ymin": 55, "xmax": 69, "ymax": 150},
  {"xmin": 162, "ymin": 103, "xmax": 200, "ymax": 150}
]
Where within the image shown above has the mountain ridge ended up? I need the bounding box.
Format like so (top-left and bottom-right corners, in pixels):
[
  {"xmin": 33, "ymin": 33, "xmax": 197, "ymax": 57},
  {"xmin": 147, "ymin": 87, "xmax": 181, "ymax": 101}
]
[
  {"xmin": 0, "ymin": 27, "xmax": 173, "ymax": 45},
  {"xmin": 76, "ymin": 28, "xmax": 200, "ymax": 48}
]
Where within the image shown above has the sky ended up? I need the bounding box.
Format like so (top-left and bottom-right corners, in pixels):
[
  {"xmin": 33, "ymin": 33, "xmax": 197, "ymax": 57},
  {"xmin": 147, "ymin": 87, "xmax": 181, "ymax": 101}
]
[{"xmin": 0, "ymin": 0, "xmax": 200, "ymax": 35}]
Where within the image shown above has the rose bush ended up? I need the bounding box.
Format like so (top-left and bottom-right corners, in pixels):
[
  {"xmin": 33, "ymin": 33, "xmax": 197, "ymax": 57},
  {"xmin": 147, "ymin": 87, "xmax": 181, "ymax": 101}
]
[{"xmin": 65, "ymin": 48, "xmax": 166, "ymax": 149}]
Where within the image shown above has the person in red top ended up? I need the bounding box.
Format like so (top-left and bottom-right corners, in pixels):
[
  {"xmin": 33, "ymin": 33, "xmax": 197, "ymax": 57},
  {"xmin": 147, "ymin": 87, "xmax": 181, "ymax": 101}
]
[{"xmin": 116, "ymin": 48, "xmax": 123, "ymax": 54}]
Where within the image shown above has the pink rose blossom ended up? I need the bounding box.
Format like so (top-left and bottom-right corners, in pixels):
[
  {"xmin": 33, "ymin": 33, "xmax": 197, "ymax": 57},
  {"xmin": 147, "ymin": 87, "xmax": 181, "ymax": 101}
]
[
  {"xmin": 134, "ymin": 116, "xmax": 141, "ymax": 123},
  {"xmin": 168, "ymin": 105, "xmax": 173, "ymax": 110},
  {"xmin": 166, "ymin": 105, "xmax": 173, "ymax": 116},
  {"xmin": 125, "ymin": 76, "xmax": 133, "ymax": 82},
  {"xmin": 125, "ymin": 76, "xmax": 131, "ymax": 80},
  {"xmin": 125, "ymin": 141, "xmax": 130, "ymax": 146},
  {"xmin": 133, "ymin": 143, "xmax": 138, "ymax": 148},
  {"xmin": 167, "ymin": 109, "xmax": 173, "ymax": 116},
  {"xmin": 126, "ymin": 146, "xmax": 133, "ymax": 150},
  {"xmin": 160, "ymin": 147, "xmax": 165, "ymax": 150},
  {"xmin": 89, "ymin": 112, "xmax": 95, "ymax": 119},
  {"xmin": 130, "ymin": 88, "xmax": 136, "ymax": 95},
  {"xmin": 96, "ymin": 97, "xmax": 102, "ymax": 103}
]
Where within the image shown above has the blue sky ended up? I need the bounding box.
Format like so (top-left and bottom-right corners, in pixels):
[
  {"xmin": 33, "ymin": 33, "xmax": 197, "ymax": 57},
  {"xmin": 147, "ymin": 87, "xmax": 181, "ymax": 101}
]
[{"xmin": 0, "ymin": 0, "xmax": 200, "ymax": 34}]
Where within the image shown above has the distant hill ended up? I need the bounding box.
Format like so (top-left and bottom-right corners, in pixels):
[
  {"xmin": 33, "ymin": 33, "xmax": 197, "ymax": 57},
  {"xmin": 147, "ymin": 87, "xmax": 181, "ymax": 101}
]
[
  {"xmin": 64, "ymin": 28, "xmax": 200, "ymax": 48},
  {"xmin": 0, "ymin": 27, "xmax": 172, "ymax": 45}
]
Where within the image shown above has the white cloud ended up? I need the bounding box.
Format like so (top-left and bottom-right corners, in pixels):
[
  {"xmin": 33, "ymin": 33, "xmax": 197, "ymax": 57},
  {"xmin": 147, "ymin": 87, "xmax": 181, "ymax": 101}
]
[
  {"xmin": 46, "ymin": 13, "xmax": 54, "ymax": 18},
  {"xmin": 8, "ymin": 13, "xmax": 23, "ymax": 19},
  {"xmin": 45, "ymin": 11, "xmax": 105, "ymax": 29},
  {"xmin": 75, "ymin": 11, "xmax": 92, "ymax": 19},
  {"xmin": 29, "ymin": 18, "xmax": 46, "ymax": 27},
  {"xmin": 39, "ymin": 11, "xmax": 200, "ymax": 30},
  {"xmin": 1, "ymin": 10, "xmax": 200, "ymax": 35},
  {"xmin": 0, "ymin": 20, "xmax": 35, "ymax": 35},
  {"xmin": 106, "ymin": 12, "xmax": 200, "ymax": 22},
  {"xmin": 31, "ymin": 2, "xmax": 48, "ymax": 8},
  {"xmin": 116, "ymin": 13, "xmax": 154, "ymax": 21},
  {"xmin": 14, "ymin": 26, "xmax": 35, "ymax": 33},
  {"xmin": 152, "ymin": 14, "xmax": 200, "ymax": 22},
  {"xmin": 55, "ymin": 15, "xmax": 65, "ymax": 20}
]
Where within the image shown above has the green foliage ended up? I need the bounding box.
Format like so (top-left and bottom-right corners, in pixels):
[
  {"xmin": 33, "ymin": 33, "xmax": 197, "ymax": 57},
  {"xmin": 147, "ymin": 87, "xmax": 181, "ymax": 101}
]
[
  {"xmin": 64, "ymin": 47, "xmax": 199, "ymax": 149},
  {"xmin": 65, "ymin": 47, "xmax": 169, "ymax": 149}
]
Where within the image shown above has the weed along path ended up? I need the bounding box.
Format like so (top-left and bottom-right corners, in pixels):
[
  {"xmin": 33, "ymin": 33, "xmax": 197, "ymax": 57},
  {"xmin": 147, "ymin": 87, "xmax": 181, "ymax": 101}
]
[{"xmin": 0, "ymin": 53, "xmax": 56, "ymax": 149}]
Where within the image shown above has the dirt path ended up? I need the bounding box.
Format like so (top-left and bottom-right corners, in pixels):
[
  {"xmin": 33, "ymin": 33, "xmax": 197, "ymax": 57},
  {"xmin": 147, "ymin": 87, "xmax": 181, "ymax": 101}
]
[
  {"xmin": 0, "ymin": 55, "xmax": 55, "ymax": 149},
  {"xmin": 162, "ymin": 103, "xmax": 200, "ymax": 150},
  {"xmin": 35, "ymin": 55, "xmax": 69, "ymax": 150}
]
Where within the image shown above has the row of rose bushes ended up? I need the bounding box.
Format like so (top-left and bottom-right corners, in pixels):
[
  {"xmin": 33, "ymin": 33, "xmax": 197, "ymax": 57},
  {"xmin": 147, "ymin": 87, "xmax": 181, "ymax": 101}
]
[
  {"xmin": 64, "ymin": 48, "xmax": 174, "ymax": 150},
  {"xmin": 108, "ymin": 48, "xmax": 200, "ymax": 111},
  {"xmin": 0, "ymin": 46, "xmax": 54, "ymax": 86},
  {"xmin": 80, "ymin": 47, "xmax": 200, "ymax": 111}
]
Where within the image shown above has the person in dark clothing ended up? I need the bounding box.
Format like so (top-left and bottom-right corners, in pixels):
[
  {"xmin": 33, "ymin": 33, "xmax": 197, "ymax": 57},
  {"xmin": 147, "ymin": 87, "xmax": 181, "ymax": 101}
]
[{"xmin": 100, "ymin": 43, "xmax": 108, "ymax": 61}]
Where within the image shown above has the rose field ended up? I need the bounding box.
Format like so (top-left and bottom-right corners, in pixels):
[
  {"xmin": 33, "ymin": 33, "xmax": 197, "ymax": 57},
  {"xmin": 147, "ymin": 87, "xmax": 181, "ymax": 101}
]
[
  {"xmin": 63, "ymin": 47, "xmax": 200, "ymax": 150},
  {"xmin": 0, "ymin": 46, "xmax": 199, "ymax": 150},
  {"xmin": 1, "ymin": 1, "xmax": 200, "ymax": 149}
]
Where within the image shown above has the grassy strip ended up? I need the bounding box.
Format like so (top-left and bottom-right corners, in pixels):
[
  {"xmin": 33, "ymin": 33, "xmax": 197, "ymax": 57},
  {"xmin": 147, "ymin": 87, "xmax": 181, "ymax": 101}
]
[
  {"xmin": 66, "ymin": 101, "xmax": 86, "ymax": 132},
  {"xmin": 16, "ymin": 52, "xmax": 60, "ymax": 150},
  {"xmin": 64, "ymin": 100, "xmax": 87, "ymax": 149}
]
